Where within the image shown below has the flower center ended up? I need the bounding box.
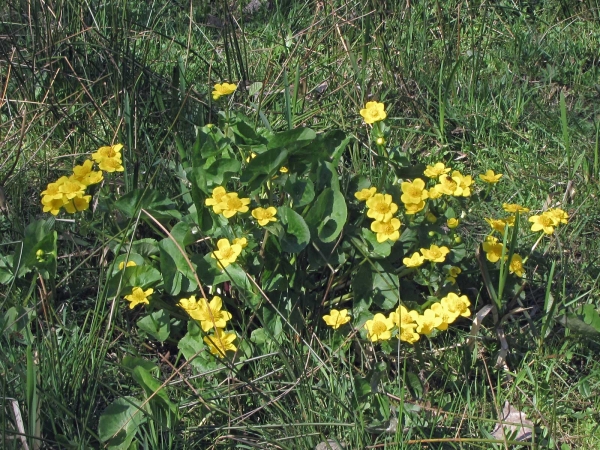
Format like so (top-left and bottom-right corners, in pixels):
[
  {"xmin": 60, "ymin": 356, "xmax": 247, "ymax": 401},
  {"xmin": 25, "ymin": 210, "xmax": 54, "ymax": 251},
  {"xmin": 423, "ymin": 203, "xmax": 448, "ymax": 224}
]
[
  {"xmin": 226, "ymin": 197, "xmax": 243, "ymax": 210},
  {"xmin": 372, "ymin": 321, "xmax": 386, "ymax": 334},
  {"xmin": 220, "ymin": 248, "xmax": 234, "ymax": 259},
  {"xmin": 374, "ymin": 202, "xmax": 390, "ymax": 213}
]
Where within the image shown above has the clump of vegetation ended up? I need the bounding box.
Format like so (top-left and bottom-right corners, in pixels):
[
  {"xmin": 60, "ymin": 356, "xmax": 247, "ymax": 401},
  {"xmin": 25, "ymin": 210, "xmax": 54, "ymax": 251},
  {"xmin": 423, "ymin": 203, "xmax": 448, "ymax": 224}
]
[{"xmin": 1, "ymin": 1, "xmax": 599, "ymax": 448}]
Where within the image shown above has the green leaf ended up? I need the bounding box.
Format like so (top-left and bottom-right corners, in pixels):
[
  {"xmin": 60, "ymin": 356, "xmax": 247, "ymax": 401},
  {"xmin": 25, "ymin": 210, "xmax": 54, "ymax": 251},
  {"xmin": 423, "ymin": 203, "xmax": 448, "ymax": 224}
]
[
  {"xmin": 130, "ymin": 239, "xmax": 159, "ymax": 257},
  {"xmin": 352, "ymin": 263, "xmax": 399, "ymax": 311},
  {"xmin": 98, "ymin": 397, "xmax": 145, "ymax": 449},
  {"xmin": 305, "ymin": 188, "xmax": 347, "ymax": 243},
  {"xmin": 581, "ymin": 304, "xmax": 600, "ymax": 331},
  {"xmin": 240, "ymin": 148, "xmax": 288, "ymax": 190},
  {"xmin": 232, "ymin": 114, "xmax": 267, "ymax": 145},
  {"xmin": 283, "ymin": 176, "xmax": 315, "ymax": 207},
  {"xmin": 137, "ymin": 310, "xmax": 171, "ymax": 342},
  {"xmin": 361, "ymin": 228, "xmax": 392, "ymax": 258},
  {"xmin": 122, "ymin": 356, "xmax": 158, "ymax": 374},
  {"xmin": 111, "ymin": 253, "xmax": 145, "ymax": 276},
  {"xmin": 266, "ymin": 127, "xmax": 316, "ymax": 152},
  {"xmin": 315, "ymin": 161, "xmax": 340, "ymax": 193},
  {"xmin": 558, "ymin": 313, "xmax": 600, "ymax": 338},
  {"xmin": 15, "ymin": 218, "xmax": 57, "ymax": 279},
  {"xmin": 131, "ymin": 366, "xmax": 176, "ymax": 413},
  {"xmin": 203, "ymin": 158, "xmax": 241, "ymax": 186},
  {"xmin": 1, "ymin": 306, "xmax": 34, "ymax": 344},
  {"xmin": 178, "ymin": 321, "xmax": 218, "ymax": 371},
  {"xmin": 278, "ymin": 206, "xmax": 311, "ymax": 253},
  {"xmin": 170, "ymin": 222, "xmax": 195, "ymax": 247},
  {"xmin": 107, "ymin": 265, "xmax": 162, "ymax": 297},
  {"xmin": 159, "ymin": 238, "xmax": 197, "ymax": 296},
  {"xmin": 115, "ymin": 189, "xmax": 181, "ymax": 221}
]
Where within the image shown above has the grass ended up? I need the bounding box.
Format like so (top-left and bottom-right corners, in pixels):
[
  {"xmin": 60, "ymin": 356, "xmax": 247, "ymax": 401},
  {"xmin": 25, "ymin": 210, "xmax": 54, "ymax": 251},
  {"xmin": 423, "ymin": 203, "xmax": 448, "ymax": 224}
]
[{"xmin": 1, "ymin": 0, "xmax": 600, "ymax": 448}]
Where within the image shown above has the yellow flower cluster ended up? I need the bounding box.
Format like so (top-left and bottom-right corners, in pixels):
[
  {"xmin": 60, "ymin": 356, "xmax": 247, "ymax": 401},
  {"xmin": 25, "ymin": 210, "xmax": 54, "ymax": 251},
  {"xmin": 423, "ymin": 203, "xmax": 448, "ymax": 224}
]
[
  {"xmin": 205, "ymin": 186, "xmax": 251, "ymax": 219},
  {"xmin": 210, "ymin": 237, "xmax": 246, "ymax": 270},
  {"xmin": 403, "ymin": 244, "xmax": 451, "ymax": 267},
  {"xmin": 529, "ymin": 208, "xmax": 568, "ymax": 234},
  {"xmin": 40, "ymin": 148, "xmax": 113, "ymax": 215},
  {"xmin": 323, "ymin": 301, "xmax": 471, "ymax": 344},
  {"xmin": 178, "ymin": 294, "xmax": 237, "ymax": 358},
  {"xmin": 362, "ymin": 295, "xmax": 471, "ymax": 344},
  {"xmin": 480, "ymin": 203, "xmax": 568, "ymax": 278},
  {"xmin": 482, "ymin": 236, "xmax": 525, "ymax": 277},
  {"xmin": 92, "ymin": 143, "xmax": 125, "ymax": 173},
  {"xmin": 355, "ymin": 187, "xmax": 402, "ymax": 243}
]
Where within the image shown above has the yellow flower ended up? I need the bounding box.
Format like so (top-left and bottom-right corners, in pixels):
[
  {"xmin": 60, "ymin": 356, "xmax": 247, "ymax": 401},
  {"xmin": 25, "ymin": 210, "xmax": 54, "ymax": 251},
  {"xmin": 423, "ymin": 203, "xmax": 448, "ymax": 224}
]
[
  {"xmin": 403, "ymin": 252, "xmax": 425, "ymax": 268},
  {"xmin": 414, "ymin": 309, "xmax": 443, "ymax": 335},
  {"xmin": 98, "ymin": 157, "xmax": 124, "ymax": 173},
  {"xmin": 92, "ymin": 144, "xmax": 123, "ymax": 163},
  {"xmin": 440, "ymin": 293, "xmax": 471, "ymax": 318},
  {"xmin": 178, "ymin": 294, "xmax": 234, "ymax": 332},
  {"xmin": 502, "ymin": 203, "xmax": 530, "ymax": 214},
  {"xmin": 479, "ymin": 169, "xmax": 503, "ymax": 184},
  {"xmin": 366, "ymin": 193, "xmax": 398, "ymax": 222},
  {"xmin": 509, "ymin": 254, "xmax": 525, "ymax": 277},
  {"xmin": 428, "ymin": 185, "xmax": 444, "ymax": 199},
  {"xmin": 485, "ymin": 217, "xmax": 515, "ymax": 234},
  {"xmin": 528, "ymin": 213, "xmax": 556, "ymax": 234},
  {"xmin": 355, "ymin": 187, "xmax": 377, "ymax": 201},
  {"xmin": 232, "ymin": 237, "xmax": 248, "ymax": 249},
  {"xmin": 279, "ymin": 166, "xmax": 289, "ymax": 173},
  {"xmin": 364, "ymin": 313, "xmax": 394, "ymax": 342},
  {"xmin": 41, "ymin": 176, "xmax": 68, "ymax": 202},
  {"xmin": 376, "ymin": 137, "xmax": 385, "ymax": 145},
  {"xmin": 246, "ymin": 152, "xmax": 257, "ymax": 163},
  {"xmin": 546, "ymin": 208, "xmax": 568, "ymax": 225},
  {"xmin": 216, "ymin": 193, "xmax": 251, "ymax": 218},
  {"xmin": 58, "ymin": 179, "xmax": 86, "ymax": 200},
  {"xmin": 420, "ymin": 244, "xmax": 450, "ymax": 263},
  {"xmin": 322, "ymin": 309, "xmax": 351, "ymax": 329},
  {"xmin": 252, "ymin": 206, "xmax": 278, "ymax": 226},
  {"xmin": 389, "ymin": 305, "xmax": 416, "ymax": 328},
  {"xmin": 123, "ymin": 287, "xmax": 153, "ymax": 309},
  {"xmin": 404, "ymin": 201, "xmax": 426, "ymax": 215},
  {"xmin": 450, "ymin": 171, "xmax": 473, "ymax": 197},
  {"xmin": 435, "ymin": 175, "xmax": 458, "ymax": 196},
  {"xmin": 204, "ymin": 328, "xmax": 237, "ymax": 357},
  {"xmin": 359, "ymin": 101, "xmax": 387, "ymax": 124},
  {"xmin": 212, "ymin": 82, "xmax": 237, "ymax": 100},
  {"xmin": 424, "ymin": 162, "xmax": 451, "ymax": 178},
  {"xmin": 371, "ymin": 218, "xmax": 401, "ymax": 243},
  {"xmin": 430, "ymin": 302, "xmax": 458, "ymax": 331},
  {"xmin": 399, "ymin": 324, "xmax": 420, "ymax": 343},
  {"xmin": 211, "ymin": 238, "xmax": 242, "ymax": 270},
  {"xmin": 447, "ymin": 218, "xmax": 460, "ymax": 228},
  {"xmin": 71, "ymin": 160, "xmax": 94, "ymax": 182},
  {"xmin": 119, "ymin": 260, "xmax": 137, "ymax": 270},
  {"xmin": 63, "ymin": 195, "xmax": 92, "ymax": 213},
  {"xmin": 42, "ymin": 197, "xmax": 67, "ymax": 215},
  {"xmin": 482, "ymin": 235, "xmax": 504, "ymax": 263},
  {"xmin": 400, "ymin": 179, "xmax": 429, "ymax": 205},
  {"xmin": 82, "ymin": 171, "xmax": 103, "ymax": 186},
  {"xmin": 205, "ymin": 186, "xmax": 228, "ymax": 213}
]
